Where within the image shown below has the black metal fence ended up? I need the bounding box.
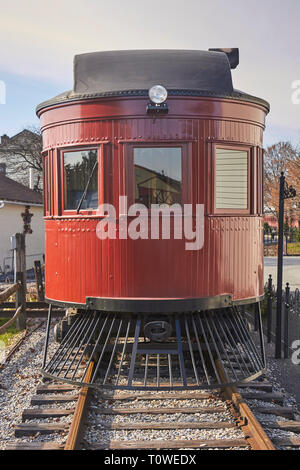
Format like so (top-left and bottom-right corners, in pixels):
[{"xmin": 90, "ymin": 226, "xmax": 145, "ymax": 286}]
[
  {"xmin": 264, "ymin": 228, "xmax": 299, "ymax": 246},
  {"xmin": 264, "ymin": 229, "xmax": 279, "ymax": 246},
  {"xmin": 264, "ymin": 228, "xmax": 300, "ymax": 256},
  {"xmin": 262, "ymin": 274, "xmax": 300, "ymax": 358}
]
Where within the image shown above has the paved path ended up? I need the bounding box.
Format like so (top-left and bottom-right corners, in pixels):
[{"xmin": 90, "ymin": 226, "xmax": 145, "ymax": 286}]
[{"xmin": 264, "ymin": 257, "xmax": 300, "ymax": 290}]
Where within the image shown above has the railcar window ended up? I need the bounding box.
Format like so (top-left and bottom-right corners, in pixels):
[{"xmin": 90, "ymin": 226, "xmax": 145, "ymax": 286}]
[
  {"xmin": 134, "ymin": 147, "xmax": 182, "ymax": 208},
  {"xmin": 63, "ymin": 149, "xmax": 98, "ymax": 210},
  {"xmin": 215, "ymin": 148, "xmax": 248, "ymax": 210}
]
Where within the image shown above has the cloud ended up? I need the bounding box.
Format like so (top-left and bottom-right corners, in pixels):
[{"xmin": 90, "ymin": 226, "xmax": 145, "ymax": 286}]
[{"xmin": 1, "ymin": 0, "xmax": 300, "ymax": 140}]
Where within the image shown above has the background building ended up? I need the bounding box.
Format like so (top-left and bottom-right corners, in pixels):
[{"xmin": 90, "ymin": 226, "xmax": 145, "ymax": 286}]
[
  {"xmin": 264, "ymin": 212, "xmax": 299, "ymax": 230},
  {"xmin": 0, "ymin": 129, "xmax": 42, "ymax": 190},
  {"xmin": 0, "ymin": 167, "xmax": 44, "ymax": 276}
]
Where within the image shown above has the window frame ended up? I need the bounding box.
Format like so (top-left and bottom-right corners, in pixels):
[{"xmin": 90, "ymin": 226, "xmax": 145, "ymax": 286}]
[
  {"xmin": 59, "ymin": 145, "xmax": 102, "ymax": 216},
  {"xmin": 258, "ymin": 147, "xmax": 264, "ymax": 215},
  {"xmin": 43, "ymin": 151, "xmax": 50, "ymax": 217},
  {"xmin": 212, "ymin": 143, "xmax": 252, "ymax": 215},
  {"xmin": 124, "ymin": 143, "xmax": 189, "ymax": 212}
]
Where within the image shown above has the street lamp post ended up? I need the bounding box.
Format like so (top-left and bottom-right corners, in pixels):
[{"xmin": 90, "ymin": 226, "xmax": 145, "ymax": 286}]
[{"xmin": 275, "ymin": 172, "xmax": 296, "ymax": 359}]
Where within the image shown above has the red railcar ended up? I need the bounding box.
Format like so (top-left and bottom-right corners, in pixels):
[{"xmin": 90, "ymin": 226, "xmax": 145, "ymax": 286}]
[{"xmin": 38, "ymin": 49, "xmax": 269, "ymax": 390}]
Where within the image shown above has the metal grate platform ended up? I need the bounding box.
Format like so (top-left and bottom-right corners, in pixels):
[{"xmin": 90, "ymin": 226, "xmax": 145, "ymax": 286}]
[{"xmin": 41, "ymin": 306, "xmax": 266, "ymax": 390}]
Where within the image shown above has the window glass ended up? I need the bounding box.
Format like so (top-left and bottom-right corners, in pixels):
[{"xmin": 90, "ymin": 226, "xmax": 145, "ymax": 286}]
[
  {"xmin": 63, "ymin": 149, "xmax": 98, "ymax": 210},
  {"xmin": 134, "ymin": 147, "xmax": 182, "ymax": 208},
  {"xmin": 216, "ymin": 148, "xmax": 248, "ymax": 210}
]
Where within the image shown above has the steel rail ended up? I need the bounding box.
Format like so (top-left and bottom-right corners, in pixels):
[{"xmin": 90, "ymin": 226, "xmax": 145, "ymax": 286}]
[
  {"xmin": 64, "ymin": 361, "xmax": 94, "ymax": 450},
  {"xmin": 215, "ymin": 359, "xmax": 276, "ymax": 451},
  {"xmin": 62, "ymin": 361, "xmax": 276, "ymax": 451},
  {"xmin": 0, "ymin": 306, "xmax": 23, "ymax": 334},
  {"xmin": 8, "ymin": 371, "xmax": 296, "ymax": 450}
]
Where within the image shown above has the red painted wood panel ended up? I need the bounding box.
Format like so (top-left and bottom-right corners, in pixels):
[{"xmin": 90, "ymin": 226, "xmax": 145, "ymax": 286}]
[
  {"xmin": 40, "ymin": 96, "xmax": 267, "ymax": 307},
  {"xmin": 45, "ymin": 216, "xmax": 264, "ymax": 303}
]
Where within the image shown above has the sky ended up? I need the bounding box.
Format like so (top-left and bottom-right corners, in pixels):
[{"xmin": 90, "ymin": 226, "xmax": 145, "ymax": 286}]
[{"xmin": 0, "ymin": 0, "xmax": 300, "ymax": 147}]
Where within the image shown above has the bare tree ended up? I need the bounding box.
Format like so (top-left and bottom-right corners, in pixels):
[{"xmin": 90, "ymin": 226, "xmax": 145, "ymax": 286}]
[
  {"xmin": 0, "ymin": 127, "xmax": 42, "ymax": 190},
  {"xmin": 264, "ymin": 141, "xmax": 300, "ymax": 223}
]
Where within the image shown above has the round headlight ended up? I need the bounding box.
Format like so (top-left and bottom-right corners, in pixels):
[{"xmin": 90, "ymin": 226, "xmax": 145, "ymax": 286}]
[{"xmin": 149, "ymin": 85, "xmax": 168, "ymax": 104}]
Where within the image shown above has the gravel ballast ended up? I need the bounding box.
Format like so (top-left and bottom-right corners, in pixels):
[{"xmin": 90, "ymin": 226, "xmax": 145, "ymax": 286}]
[
  {"xmin": 0, "ymin": 321, "xmax": 73, "ymax": 449},
  {"xmin": 0, "ymin": 318, "xmax": 299, "ymax": 451}
]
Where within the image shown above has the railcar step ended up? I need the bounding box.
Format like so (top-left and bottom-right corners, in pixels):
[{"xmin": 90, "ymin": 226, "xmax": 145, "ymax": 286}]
[
  {"xmin": 36, "ymin": 383, "xmax": 77, "ymax": 394},
  {"xmin": 93, "ymin": 406, "xmax": 227, "ymax": 415},
  {"xmin": 22, "ymin": 408, "xmax": 74, "ymax": 420},
  {"xmin": 101, "ymin": 421, "xmax": 236, "ymax": 430},
  {"xmin": 6, "ymin": 442, "xmax": 63, "ymax": 450},
  {"xmin": 242, "ymin": 392, "xmax": 284, "ymax": 404},
  {"xmin": 15, "ymin": 423, "xmax": 68, "ymax": 437},
  {"xmin": 263, "ymin": 420, "xmax": 300, "ymax": 433},
  {"xmin": 254, "ymin": 406, "xmax": 295, "ymax": 419},
  {"xmin": 89, "ymin": 438, "xmax": 249, "ymax": 450},
  {"xmin": 31, "ymin": 394, "xmax": 78, "ymax": 405}
]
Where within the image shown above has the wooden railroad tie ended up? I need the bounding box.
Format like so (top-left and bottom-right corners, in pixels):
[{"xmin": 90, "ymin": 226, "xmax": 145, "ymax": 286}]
[
  {"xmin": 30, "ymin": 394, "xmax": 79, "ymax": 405},
  {"xmin": 22, "ymin": 408, "xmax": 74, "ymax": 420},
  {"xmin": 237, "ymin": 381, "xmax": 273, "ymax": 393},
  {"xmin": 100, "ymin": 421, "xmax": 236, "ymax": 431},
  {"xmin": 92, "ymin": 406, "xmax": 227, "ymax": 415},
  {"xmin": 89, "ymin": 438, "xmax": 250, "ymax": 450},
  {"xmin": 6, "ymin": 442, "xmax": 63, "ymax": 451},
  {"xmin": 36, "ymin": 383, "xmax": 77, "ymax": 394},
  {"xmin": 15, "ymin": 423, "xmax": 68, "ymax": 437},
  {"xmin": 97, "ymin": 392, "xmax": 214, "ymax": 401},
  {"xmin": 264, "ymin": 421, "xmax": 300, "ymax": 433},
  {"xmin": 241, "ymin": 392, "xmax": 284, "ymax": 405},
  {"xmin": 253, "ymin": 406, "xmax": 295, "ymax": 420}
]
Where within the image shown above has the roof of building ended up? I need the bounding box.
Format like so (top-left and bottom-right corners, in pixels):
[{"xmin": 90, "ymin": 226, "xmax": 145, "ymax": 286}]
[
  {"xmin": 0, "ymin": 129, "xmax": 37, "ymax": 147},
  {"xmin": 36, "ymin": 49, "xmax": 270, "ymax": 113},
  {"xmin": 0, "ymin": 173, "xmax": 42, "ymax": 205}
]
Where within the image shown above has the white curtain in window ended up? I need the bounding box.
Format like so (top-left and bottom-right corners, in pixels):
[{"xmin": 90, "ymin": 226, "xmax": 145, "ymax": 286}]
[{"xmin": 216, "ymin": 148, "xmax": 248, "ymax": 210}]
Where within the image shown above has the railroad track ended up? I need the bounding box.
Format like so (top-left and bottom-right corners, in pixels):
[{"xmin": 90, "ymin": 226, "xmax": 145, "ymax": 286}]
[
  {"xmin": 0, "ymin": 321, "xmax": 44, "ymax": 372},
  {"xmin": 5, "ymin": 370, "xmax": 300, "ymax": 451}
]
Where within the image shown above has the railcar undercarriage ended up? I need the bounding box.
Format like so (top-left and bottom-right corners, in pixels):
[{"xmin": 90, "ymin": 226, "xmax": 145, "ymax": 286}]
[{"xmin": 41, "ymin": 305, "xmax": 266, "ymax": 390}]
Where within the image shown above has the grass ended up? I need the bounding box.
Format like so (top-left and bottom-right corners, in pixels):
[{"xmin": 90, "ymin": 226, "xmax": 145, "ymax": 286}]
[
  {"xmin": 0, "ymin": 291, "xmax": 38, "ymax": 348},
  {"xmin": 286, "ymin": 242, "xmax": 300, "ymax": 255},
  {"xmin": 0, "ymin": 318, "xmax": 20, "ymax": 347}
]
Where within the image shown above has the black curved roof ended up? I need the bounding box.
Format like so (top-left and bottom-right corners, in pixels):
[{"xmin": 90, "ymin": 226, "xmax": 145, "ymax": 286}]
[{"xmin": 36, "ymin": 49, "xmax": 270, "ymax": 113}]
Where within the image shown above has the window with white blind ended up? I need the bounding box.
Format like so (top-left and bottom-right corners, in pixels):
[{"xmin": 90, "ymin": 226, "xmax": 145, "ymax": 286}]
[{"xmin": 215, "ymin": 148, "xmax": 248, "ymax": 210}]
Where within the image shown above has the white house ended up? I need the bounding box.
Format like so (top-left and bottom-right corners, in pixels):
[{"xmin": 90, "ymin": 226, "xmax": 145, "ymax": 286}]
[
  {"xmin": 0, "ymin": 167, "xmax": 44, "ymax": 274},
  {"xmin": 0, "ymin": 130, "xmax": 42, "ymax": 190}
]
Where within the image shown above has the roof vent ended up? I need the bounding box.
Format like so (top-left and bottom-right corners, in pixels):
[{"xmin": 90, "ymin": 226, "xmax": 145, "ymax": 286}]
[
  {"xmin": 208, "ymin": 48, "xmax": 239, "ymax": 69},
  {"xmin": 0, "ymin": 134, "xmax": 9, "ymax": 145}
]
